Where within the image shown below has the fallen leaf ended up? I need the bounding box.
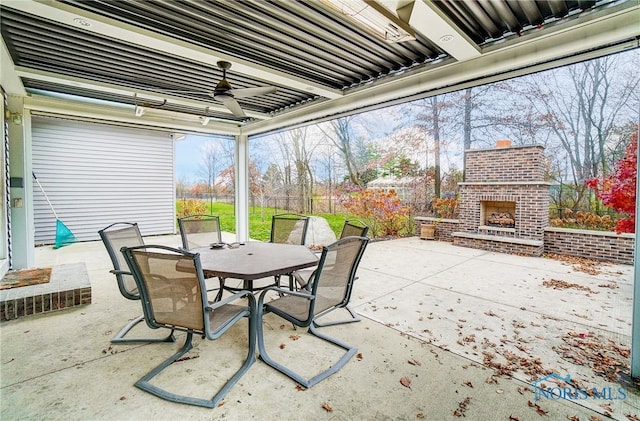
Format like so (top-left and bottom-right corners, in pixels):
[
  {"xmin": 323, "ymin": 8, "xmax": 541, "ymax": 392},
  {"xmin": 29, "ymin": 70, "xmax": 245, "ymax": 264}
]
[
  {"xmin": 463, "ymin": 380, "xmax": 473, "ymax": 388},
  {"xmin": 408, "ymin": 358, "xmax": 422, "ymax": 366},
  {"xmin": 509, "ymin": 416, "xmax": 521, "ymax": 421},
  {"xmin": 279, "ymin": 343, "xmax": 286, "ymax": 349},
  {"xmin": 217, "ymin": 400, "xmax": 225, "ymax": 407},
  {"xmin": 321, "ymin": 402, "xmax": 333, "ymax": 412},
  {"xmin": 119, "ymin": 396, "xmax": 126, "ymax": 400},
  {"xmin": 536, "ymin": 407, "xmax": 548, "ymax": 416},
  {"xmin": 295, "ymin": 384, "xmax": 305, "ymax": 391},
  {"xmin": 356, "ymin": 352, "xmax": 363, "ymax": 360},
  {"xmin": 400, "ymin": 377, "xmax": 412, "ymax": 389},
  {"xmin": 416, "ymin": 412, "xmax": 425, "ymax": 419},
  {"xmin": 453, "ymin": 397, "xmax": 472, "ymax": 417},
  {"xmin": 542, "ymin": 278, "xmax": 596, "ymax": 294},
  {"xmin": 626, "ymin": 415, "xmax": 640, "ymax": 421},
  {"xmin": 289, "ymin": 334, "xmax": 300, "ymax": 341},
  {"xmin": 567, "ymin": 416, "xmax": 579, "ymax": 421}
]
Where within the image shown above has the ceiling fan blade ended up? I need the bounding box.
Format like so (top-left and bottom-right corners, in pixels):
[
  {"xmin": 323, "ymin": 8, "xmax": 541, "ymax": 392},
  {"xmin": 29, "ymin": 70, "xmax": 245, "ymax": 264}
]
[
  {"xmin": 218, "ymin": 95, "xmax": 246, "ymax": 117},
  {"xmin": 231, "ymin": 86, "xmax": 276, "ymax": 99}
]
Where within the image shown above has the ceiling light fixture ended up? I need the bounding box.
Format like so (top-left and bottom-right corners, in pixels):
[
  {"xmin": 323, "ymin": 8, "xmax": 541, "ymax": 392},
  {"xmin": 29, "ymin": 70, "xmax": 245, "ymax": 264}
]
[
  {"xmin": 323, "ymin": 0, "xmax": 415, "ymax": 43},
  {"xmin": 135, "ymin": 106, "xmax": 145, "ymax": 117}
]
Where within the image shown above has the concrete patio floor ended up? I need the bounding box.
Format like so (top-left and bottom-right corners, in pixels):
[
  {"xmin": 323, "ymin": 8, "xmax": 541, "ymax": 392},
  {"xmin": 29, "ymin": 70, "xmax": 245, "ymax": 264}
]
[{"xmin": 1, "ymin": 234, "xmax": 638, "ymax": 420}]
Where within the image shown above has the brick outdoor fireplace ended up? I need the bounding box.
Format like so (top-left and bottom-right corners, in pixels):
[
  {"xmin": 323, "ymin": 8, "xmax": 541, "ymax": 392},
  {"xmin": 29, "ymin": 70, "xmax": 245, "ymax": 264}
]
[{"xmin": 452, "ymin": 142, "xmax": 551, "ymax": 256}]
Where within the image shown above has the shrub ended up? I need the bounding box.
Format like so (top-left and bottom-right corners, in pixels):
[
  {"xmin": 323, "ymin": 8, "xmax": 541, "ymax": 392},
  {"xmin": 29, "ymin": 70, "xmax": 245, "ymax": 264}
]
[
  {"xmin": 343, "ymin": 189, "xmax": 413, "ymax": 237},
  {"xmin": 432, "ymin": 197, "xmax": 459, "ymax": 218},
  {"xmin": 176, "ymin": 199, "xmax": 208, "ymax": 219},
  {"xmin": 586, "ymin": 129, "xmax": 637, "ymax": 233},
  {"xmin": 548, "ymin": 209, "xmax": 616, "ymax": 231}
]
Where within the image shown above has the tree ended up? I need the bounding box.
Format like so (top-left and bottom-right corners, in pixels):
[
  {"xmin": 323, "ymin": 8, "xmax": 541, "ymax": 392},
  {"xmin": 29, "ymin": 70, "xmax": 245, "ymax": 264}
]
[
  {"xmin": 586, "ymin": 127, "xmax": 637, "ymax": 233},
  {"xmin": 321, "ymin": 117, "xmax": 363, "ymax": 187},
  {"xmin": 272, "ymin": 127, "xmax": 319, "ymax": 212}
]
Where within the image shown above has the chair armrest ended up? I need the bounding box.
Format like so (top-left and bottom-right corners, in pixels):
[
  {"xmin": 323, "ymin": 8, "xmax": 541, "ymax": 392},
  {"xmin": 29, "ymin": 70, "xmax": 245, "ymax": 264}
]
[
  {"xmin": 259, "ymin": 286, "xmax": 315, "ymax": 300},
  {"xmin": 206, "ymin": 290, "xmax": 255, "ymax": 311},
  {"xmin": 109, "ymin": 269, "xmax": 131, "ymax": 276}
]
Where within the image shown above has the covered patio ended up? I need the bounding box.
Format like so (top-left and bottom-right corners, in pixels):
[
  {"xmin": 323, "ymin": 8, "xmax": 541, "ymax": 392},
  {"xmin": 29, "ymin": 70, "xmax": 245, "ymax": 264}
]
[
  {"xmin": 1, "ymin": 1, "xmax": 639, "ymax": 417},
  {"xmin": 1, "ymin": 235, "xmax": 636, "ymax": 419}
]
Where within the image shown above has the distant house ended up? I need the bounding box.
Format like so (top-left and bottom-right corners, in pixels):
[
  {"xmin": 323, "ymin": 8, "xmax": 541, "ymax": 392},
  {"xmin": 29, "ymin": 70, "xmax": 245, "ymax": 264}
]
[{"xmin": 368, "ymin": 176, "xmax": 434, "ymax": 206}]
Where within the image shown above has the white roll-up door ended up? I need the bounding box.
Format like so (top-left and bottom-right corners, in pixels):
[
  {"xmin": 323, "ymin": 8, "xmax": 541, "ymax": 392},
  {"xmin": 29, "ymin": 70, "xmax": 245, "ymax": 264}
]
[{"xmin": 32, "ymin": 116, "xmax": 175, "ymax": 244}]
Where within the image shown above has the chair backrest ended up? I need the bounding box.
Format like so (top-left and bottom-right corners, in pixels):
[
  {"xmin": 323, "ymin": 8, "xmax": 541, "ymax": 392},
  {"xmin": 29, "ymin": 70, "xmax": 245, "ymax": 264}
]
[
  {"xmin": 178, "ymin": 214, "xmax": 222, "ymax": 250},
  {"xmin": 309, "ymin": 236, "xmax": 369, "ymax": 317},
  {"xmin": 339, "ymin": 220, "xmax": 369, "ymax": 239},
  {"xmin": 98, "ymin": 222, "xmax": 144, "ymax": 300},
  {"xmin": 121, "ymin": 245, "xmax": 207, "ymax": 333},
  {"xmin": 270, "ymin": 213, "xmax": 309, "ymax": 245}
]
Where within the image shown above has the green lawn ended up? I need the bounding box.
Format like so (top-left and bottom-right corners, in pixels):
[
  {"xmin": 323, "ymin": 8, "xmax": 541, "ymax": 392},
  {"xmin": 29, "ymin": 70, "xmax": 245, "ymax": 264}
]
[{"xmin": 180, "ymin": 201, "xmax": 350, "ymax": 242}]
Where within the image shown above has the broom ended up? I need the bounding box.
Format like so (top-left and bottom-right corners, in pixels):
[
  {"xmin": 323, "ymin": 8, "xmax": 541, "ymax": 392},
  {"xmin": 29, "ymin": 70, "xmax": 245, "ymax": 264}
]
[{"xmin": 32, "ymin": 172, "xmax": 77, "ymax": 249}]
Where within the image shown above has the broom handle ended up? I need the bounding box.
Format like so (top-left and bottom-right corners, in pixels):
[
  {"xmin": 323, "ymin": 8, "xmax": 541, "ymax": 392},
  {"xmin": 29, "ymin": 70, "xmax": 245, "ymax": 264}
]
[{"xmin": 32, "ymin": 172, "xmax": 59, "ymax": 219}]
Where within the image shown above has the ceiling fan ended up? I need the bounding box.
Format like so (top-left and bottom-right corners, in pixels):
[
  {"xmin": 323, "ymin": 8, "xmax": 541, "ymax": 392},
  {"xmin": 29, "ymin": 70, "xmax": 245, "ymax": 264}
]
[{"xmin": 211, "ymin": 61, "xmax": 276, "ymax": 118}]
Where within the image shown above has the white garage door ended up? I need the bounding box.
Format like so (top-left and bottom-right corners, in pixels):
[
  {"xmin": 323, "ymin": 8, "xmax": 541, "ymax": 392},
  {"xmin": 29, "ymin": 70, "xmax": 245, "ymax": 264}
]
[{"xmin": 32, "ymin": 116, "xmax": 175, "ymax": 244}]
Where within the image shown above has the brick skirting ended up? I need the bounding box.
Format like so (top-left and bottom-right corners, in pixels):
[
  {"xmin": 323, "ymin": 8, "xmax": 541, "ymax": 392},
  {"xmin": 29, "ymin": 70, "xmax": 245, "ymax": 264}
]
[{"xmin": 0, "ymin": 263, "xmax": 91, "ymax": 321}]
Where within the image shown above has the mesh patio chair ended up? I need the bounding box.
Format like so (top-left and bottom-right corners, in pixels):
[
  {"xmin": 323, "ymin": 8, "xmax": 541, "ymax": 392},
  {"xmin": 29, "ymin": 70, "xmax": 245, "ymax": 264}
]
[
  {"xmin": 98, "ymin": 222, "xmax": 175, "ymax": 344},
  {"xmin": 256, "ymin": 236, "xmax": 369, "ymax": 388},
  {"xmin": 178, "ymin": 214, "xmax": 222, "ymax": 250},
  {"xmin": 301, "ymin": 220, "xmax": 370, "ymax": 326},
  {"xmin": 121, "ymin": 244, "xmax": 256, "ymax": 409},
  {"xmin": 269, "ymin": 213, "xmax": 309, "ymax": 245},
  {"xmin": 269, "ymin": 213, "xmax": 310, "ymax": 289},
  {"xmin": 292, "ymin": 219, "xmax": 369, "ymax": 290},
  {"xmin": 178, "ymin": 214, "xmax": 239, "ymax": 301},
  {"xmin": 339, "ymin": 219, "xmax": 369, "ymax": 239}
]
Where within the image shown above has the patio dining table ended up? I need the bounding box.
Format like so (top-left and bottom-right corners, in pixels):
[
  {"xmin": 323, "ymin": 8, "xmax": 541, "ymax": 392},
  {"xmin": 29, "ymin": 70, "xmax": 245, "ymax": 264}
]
[{"xmin": 192, "ymin": 241, "xmax": 318, "ymax": 292}]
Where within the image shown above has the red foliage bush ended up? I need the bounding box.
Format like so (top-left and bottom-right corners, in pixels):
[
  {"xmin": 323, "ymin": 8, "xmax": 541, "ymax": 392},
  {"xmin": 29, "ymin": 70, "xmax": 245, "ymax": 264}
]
[{"xmin": 586, "ymin": 129, "xmax": 637, "ymax": 234}]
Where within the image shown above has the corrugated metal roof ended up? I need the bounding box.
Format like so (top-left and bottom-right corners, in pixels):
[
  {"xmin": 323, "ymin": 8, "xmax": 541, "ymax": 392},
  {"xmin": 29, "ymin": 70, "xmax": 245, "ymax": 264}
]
[{"xmin": 1, "ymin": 0, "xmax": 636, "ymax": 133}]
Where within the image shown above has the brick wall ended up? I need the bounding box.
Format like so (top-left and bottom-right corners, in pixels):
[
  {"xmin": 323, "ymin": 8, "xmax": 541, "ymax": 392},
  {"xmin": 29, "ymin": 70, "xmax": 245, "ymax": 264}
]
[
  {"xmin": 544, "ymin": 227, "xmax": 634, "ymax": 265},
  {"xmin": 465, "ymin": 145, "xmax": 546, "ymax": 182},
  {"xmin": 414, "ymin": 218, "xmax": 635, "ymax": 265}
]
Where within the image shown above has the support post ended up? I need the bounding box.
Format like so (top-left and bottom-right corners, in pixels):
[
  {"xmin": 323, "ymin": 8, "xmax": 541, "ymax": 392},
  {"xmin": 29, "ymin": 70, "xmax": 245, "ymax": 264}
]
[
  {"xmin": 234, "ymin": 134, "xmax": 249, "ymax": 243},
  {"xmin": 631, "ymin": 122, "xmax": 640, "ymax": 378}
]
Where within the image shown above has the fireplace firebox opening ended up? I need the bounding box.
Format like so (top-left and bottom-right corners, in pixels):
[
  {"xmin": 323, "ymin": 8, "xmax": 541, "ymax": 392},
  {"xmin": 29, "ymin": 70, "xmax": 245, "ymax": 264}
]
[{"xmin": 481, "ymin": 200, "xmax": 516, "ymax": 228}]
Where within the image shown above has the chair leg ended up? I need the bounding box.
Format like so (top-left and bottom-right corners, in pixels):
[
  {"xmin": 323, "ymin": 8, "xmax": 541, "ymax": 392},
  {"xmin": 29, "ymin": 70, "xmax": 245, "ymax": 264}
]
[
  {"xmin": 257, "ymin": 311, "xmax": 357, "ymax": 388},
  {"xmin": 135, "ymin": 319, "xmax": 256, "ymax": 408},
  {"xmin": 312, "ymin": 305, "xmax": 361, "ymax": 328},
  {"xmin": 111, "ymin": 315, "xmax": 175, "ymax": 344}
]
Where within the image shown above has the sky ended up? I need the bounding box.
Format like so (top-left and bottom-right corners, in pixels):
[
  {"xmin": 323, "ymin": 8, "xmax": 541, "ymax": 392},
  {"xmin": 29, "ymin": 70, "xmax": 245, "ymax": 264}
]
[{"xmin": 174, "ymin": 134, "xmax": 231, "ymax": 183}]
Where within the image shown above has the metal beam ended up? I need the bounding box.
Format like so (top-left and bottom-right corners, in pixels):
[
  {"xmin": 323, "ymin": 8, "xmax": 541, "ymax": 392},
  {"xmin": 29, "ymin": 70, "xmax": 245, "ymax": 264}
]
[
  {"xmin": 3, "ymin": 0, "xmax": 343, "ymax": 100},
  {"xmin": 0, "ymin": 39, "xmax": 26, "ymax": 97},
  {"xmin": 14, "ymin": 67, "xmax": 273, "ymax": 120},
  {"xmin": 406, "ymin": 0, "xmax": 481, "ymax": 61},
  {"xmin": 24, "ymin": 95, "xmax": 242, "ymax": 136}
]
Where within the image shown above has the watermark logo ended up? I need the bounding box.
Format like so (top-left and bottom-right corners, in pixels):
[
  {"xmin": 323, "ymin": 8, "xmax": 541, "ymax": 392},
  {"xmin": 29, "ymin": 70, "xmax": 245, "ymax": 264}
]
[{"xmin": 533, "ymin": 373, "xmax": 627, "ymax": 402}]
